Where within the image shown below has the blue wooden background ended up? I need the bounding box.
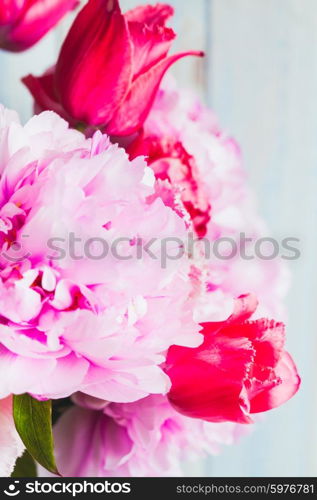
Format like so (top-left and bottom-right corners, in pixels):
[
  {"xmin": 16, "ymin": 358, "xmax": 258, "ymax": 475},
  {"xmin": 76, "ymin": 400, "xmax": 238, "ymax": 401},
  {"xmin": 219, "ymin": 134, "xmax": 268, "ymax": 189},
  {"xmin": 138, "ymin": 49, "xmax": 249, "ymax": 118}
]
[{"xmin": 0, "ymin": 0, "xmax": 316, "ymax": 476}]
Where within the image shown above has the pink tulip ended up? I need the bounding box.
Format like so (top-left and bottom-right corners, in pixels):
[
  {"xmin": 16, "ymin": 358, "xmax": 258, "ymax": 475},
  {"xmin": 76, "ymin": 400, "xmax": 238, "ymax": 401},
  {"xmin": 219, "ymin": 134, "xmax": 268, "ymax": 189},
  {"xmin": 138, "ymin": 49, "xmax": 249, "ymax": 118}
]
[
  {"xmin": 0, "ymin": 0, "xmax": 78, "ymax": 52},
  {"xmin": 23, "ymin": 0, "xmax": 203, "ymax": 135},
  {"xmin": 166, "ymin": 295, "xmax": 300, "ymax": 424}
]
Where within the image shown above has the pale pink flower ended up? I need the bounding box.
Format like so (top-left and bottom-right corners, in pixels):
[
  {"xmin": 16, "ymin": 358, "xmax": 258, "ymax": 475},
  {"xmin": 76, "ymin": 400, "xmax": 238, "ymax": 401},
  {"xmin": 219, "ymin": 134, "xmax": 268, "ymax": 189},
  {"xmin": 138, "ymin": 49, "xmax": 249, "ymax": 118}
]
[
  {"xmin": 0, "ymin": 106, "xmax": 201, "ymax": 403},
  {"xmin": 0, "ymin": 396, "xmax": 24, "ymax": 477},
  {"xmin": 50, "ymin": 394, "xmax": 247, "ymax": 477}
]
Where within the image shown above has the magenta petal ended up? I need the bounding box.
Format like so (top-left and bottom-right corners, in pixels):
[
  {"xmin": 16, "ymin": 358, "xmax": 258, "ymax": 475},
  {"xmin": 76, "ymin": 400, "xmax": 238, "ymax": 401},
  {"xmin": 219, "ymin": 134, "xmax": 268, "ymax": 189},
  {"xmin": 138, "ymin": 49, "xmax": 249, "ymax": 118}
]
[
  {"xmin": 106, "ymin": 51, "xmax": 204, "ymax": 136},
  {"xmin": 22, "ymin": 70, "xmax": 70, "ymax": 119},
  {"xmin": 250, "ymin": 352, "xmax": 301, "ymax": 414},
  {"xmin": 128, "ymin": 21, "xmax": 175, "ymax": 79},
  {"xmin": 0, "ymin": 0, "xmax": 24, "ymax": 26},
  {"xmin": 166, "ymin": 332, "xmax": 255, "ymax": 424},
  {"xmin": 55, "ymin": 0, "xmax": 133, "ymax": 126},
  {"xmin": 126, "ymin": 3, "xmax": 176, "ymax": 78},
  {"xmin": 0, "ymin": 0, "xmax": 78, "ymax": 52},
  {"xmin": 125, "ymin": 3, "xmax": 174, "ymax": 26},
  {"xmin": 166, "ymin": 295, "xmax": 300, "ymax": 424}
]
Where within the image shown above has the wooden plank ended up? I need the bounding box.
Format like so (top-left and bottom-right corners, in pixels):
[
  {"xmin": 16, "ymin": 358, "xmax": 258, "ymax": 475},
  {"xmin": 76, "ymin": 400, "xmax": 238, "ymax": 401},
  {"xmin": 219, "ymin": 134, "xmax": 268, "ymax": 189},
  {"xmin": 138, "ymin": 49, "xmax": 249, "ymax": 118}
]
[{"xmin": 207, "ymin": 0, "xmax": 317, "ymax": 476}]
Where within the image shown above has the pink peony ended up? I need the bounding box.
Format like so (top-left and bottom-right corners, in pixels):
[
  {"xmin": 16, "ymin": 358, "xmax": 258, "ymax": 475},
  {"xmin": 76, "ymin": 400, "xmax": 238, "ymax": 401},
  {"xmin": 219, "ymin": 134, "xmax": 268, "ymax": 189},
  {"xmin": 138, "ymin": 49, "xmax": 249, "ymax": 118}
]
[
  {"xmin": 0, "ymin": 105, "xmax": 202, "ymax": 403},
  {"xmin": 49, "ymin": 393, "xmax": 247, "ymax": 477},
  {"xmin": 0, "ymin": 396, "xmax": 24, "ymax": 477}
]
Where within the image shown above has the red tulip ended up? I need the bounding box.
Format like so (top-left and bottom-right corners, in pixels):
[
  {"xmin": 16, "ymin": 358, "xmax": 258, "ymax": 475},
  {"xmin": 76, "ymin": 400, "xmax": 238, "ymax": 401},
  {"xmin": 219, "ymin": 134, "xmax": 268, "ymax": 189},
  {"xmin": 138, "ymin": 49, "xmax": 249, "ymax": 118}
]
[
  {"xmin": 23, "ymin": 0, "xmax": 203, "ymax": 136},
  {"xmin": 0, "ymin": 0, "xmax": 78, "ymax": 52},
  {"xmin": 166, "ymin": 295, "xmax": 300, "ymax": 424}
]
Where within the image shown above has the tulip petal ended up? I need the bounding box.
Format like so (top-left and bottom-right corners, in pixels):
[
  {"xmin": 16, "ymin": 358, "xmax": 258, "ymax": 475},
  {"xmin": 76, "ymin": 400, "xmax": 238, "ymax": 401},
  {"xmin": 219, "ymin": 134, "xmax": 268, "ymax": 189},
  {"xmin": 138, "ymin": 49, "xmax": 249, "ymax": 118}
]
[
  {"xmin": 126, "ymin": 4, "xmax": 176, "ymax": 78},
  {"xmin": 106, "ymin": 50, "xmax": 204, "ymax": 136},
  {"xmin": 0, "ymin": 0, "xmax": 24, "ymax": 26},
  {"xmin": 22, "ymin": 70, "xmax": 70, "ymax": 120},
  {"xmin": 128, "ymin": 21, "xmax": 175, "ymax": 79},
  {"xmin": 0, "ymin": 0, "xmax": 78, "ymax": 52},
  {"xmin": 125, "ymin": 3, "xmax": 174, "ymax": 26},
  {"xmin": 166, "ymin": 296, "xmax": 300, "ymax": 424},
  {"xmin": 55, "ymin": 0, "xmax": 133, "ymax": 126},
  {"xmin": 167, "ymin": 335, "xmax": 255, "ymax": 424}
]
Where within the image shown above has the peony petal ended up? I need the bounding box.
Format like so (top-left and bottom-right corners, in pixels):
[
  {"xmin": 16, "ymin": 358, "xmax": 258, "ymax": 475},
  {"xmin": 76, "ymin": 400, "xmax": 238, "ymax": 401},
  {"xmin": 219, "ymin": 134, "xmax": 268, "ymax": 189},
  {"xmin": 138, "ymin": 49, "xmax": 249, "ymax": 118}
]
[
  {"xmin": 0, "ymin": 346, "xmax": 56, "ymax": 398},
  {"xmin": 30, "ymin": 353, "xmax": 89, "ymax": 399},
  {"xmin": 52, "ymin": 406, "xmax": 133, "ymax": 477},
  {"xmin": 0, "ymin": 280, "xmax": 42, "ymax": 323},
  {"xmin": 82, "ymin": 364, "xmax": 170, "ymax": 403}
]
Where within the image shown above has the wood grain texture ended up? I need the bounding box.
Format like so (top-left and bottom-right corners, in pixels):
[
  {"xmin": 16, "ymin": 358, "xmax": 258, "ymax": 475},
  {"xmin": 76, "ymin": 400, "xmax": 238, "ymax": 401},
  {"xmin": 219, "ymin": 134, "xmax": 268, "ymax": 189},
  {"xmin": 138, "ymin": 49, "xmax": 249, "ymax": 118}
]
[{"xmin": 208, "ymin": 0, "xmax": 317, "ymax": 476}]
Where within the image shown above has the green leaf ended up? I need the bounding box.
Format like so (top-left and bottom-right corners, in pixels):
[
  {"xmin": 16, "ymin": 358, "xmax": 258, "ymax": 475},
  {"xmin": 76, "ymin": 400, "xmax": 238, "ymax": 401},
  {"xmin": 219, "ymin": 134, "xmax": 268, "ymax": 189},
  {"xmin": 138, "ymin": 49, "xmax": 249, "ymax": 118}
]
[
  {"xmin": 13, "ymin": 394, "xmax": 59, "ymax": 475},
  {"xmin": 11, "ymin": 450, "xmax": 37, "ymax": 478}
]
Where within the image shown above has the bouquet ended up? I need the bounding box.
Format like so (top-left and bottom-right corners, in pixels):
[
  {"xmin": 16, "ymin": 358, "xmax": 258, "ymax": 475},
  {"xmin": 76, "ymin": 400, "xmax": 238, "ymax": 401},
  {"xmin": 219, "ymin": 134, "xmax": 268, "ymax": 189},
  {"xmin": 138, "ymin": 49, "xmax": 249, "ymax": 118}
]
[{"xmin": 0, "ymin": 0, "xmax": 300, "ymax": 477}]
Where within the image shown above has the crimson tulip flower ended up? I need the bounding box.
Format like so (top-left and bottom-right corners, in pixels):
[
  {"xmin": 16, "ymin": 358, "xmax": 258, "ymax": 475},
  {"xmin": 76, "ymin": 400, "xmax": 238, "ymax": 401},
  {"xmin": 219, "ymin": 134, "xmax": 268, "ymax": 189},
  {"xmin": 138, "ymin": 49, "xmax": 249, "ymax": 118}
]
[
  {"xmin": 166, "ymin": 295, "xmax": 300, "ymax": 424},
  {"xmin": 0, "ymin": 0, "xmax": 78, "ymax": 52},
  {"xmin": 23, "ymin": 0, "xmax": 203, "ymax": 136}
]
